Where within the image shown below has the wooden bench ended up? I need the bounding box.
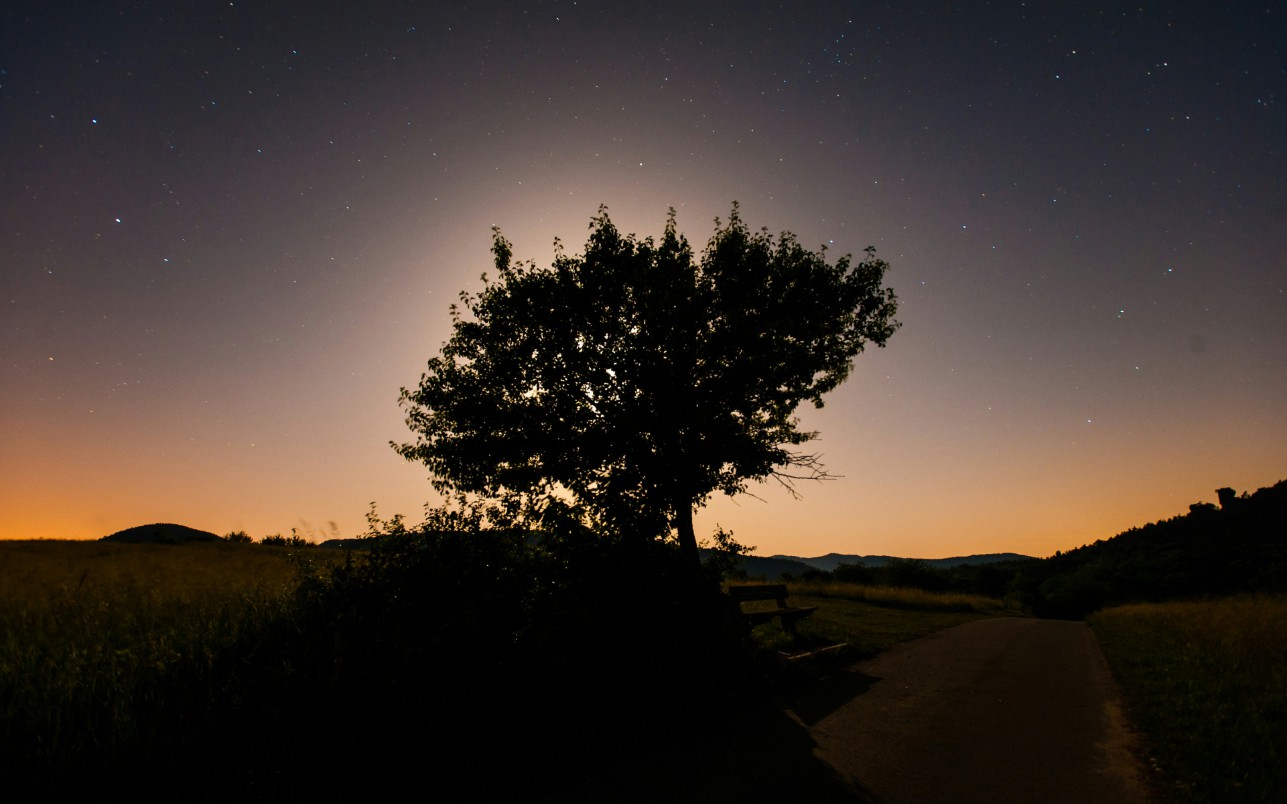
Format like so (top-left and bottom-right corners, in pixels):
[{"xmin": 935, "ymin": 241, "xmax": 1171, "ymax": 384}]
[{"xmin": 727, "ymin": 584, "xmax": 818, "ymax": 634}]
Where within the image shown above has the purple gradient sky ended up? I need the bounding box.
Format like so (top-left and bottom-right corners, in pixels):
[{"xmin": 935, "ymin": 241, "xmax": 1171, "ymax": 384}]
[{"xmin": 2, "ymin": 1, "xmax": 1284, "ymax": 557}]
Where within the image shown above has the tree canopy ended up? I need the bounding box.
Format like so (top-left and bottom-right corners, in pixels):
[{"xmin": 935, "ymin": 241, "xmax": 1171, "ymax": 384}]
[{"xmin": 395, "ymin": 205, "xmax": 899, "ymax": 564}]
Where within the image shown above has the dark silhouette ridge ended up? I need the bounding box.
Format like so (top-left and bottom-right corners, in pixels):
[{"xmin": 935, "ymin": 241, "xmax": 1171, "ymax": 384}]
[
  {"xmin": 725, "ymin": 481, "xmax": 1287, "ymax": 616},
  {"xmin": 774, "ymin": 551, "xmax": 1034, "ymax": 572},
  {"xmin": 100, "ymin": 522, "xmax": 220, "ymax": 544},
  {"xmin": 1011, "ymin": 480, "xmax": 1287, "ymax": 618}
]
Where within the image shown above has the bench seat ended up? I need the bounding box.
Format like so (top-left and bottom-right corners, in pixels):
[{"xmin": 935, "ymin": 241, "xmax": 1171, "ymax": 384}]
[{"xmin": 728, "ymin": 584, "xmax": 818, "ymax": 634}]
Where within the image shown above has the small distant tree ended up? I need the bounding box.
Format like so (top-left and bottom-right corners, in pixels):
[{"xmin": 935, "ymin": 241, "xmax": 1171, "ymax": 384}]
[
  {"xmin": 223, "ymin": 529, "xmax": 253, "ymax": 544},
  {"xmin": 883, "ymin": 558, "xmax": 948, "ymax": 591},
  {"xmin": 396, "ymin": 205, "xmax": 899, "ymax": 566},
  {"xmin": 260, "ymin": 531, "xmax": 313, "ymax": 547}
]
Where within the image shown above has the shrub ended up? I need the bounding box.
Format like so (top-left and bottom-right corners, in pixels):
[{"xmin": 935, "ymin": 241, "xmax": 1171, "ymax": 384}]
[
  {"xmin": 275, "ymin": 514, "xmax": 755, "ymax": 797},
  {"xmin": 259, "ymin": 531, "xmax": 312, "ymax": 548}
]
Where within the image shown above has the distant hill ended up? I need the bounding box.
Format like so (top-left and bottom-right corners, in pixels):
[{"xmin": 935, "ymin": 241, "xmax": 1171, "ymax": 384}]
[
  {"xmin": 773, "ymin": 552, "xmax": 1034, "ymax": 572},
  {"xmin": 102, "ymin": 523, "xmax": 221, "ymax": 544},
  {"xmin": 724, "ymin": 554, "xmax": 813, "ymax": 580},
  {"xmin": 720, "ymin": 550, "xmax": 1032, "ymax": 581}
]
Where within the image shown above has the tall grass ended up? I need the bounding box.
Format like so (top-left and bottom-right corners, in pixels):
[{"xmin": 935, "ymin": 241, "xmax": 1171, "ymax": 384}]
[
  {"xmin": 728, "ymin": 580, "xmax": 1015, "ymax": 658},
  {"xmin": 1090, "ymin": 596, "xmax": 1287, "ymax": 803},
  {"xmin": 0, "ymin": 541, "xmax": 304, "ymax": 773},
  {"xmin": 779, "ymin": 579, "xmax": 1011, "ymax": 613}
]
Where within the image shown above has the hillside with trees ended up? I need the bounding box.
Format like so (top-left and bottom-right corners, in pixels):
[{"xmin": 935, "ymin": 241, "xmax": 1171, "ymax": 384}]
[
  {"xmin": 1011, "ymin": 481, "xmax": 1287, "ymax": 618},
  {"xmin": 749, "ymin": 481, "xmax": 1286, "ymax": 619}
]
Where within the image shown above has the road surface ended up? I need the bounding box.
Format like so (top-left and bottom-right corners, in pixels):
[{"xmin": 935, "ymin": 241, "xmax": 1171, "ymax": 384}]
[{"xmin": 800, "ymin": 617, "xmax": 1158, "ymax": 803}]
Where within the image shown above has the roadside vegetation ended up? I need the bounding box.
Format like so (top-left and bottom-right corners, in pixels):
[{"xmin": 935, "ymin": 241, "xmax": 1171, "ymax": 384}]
[
  {"xmin": 0, "ymin": 540, "xmax": 307, "ymax": 788},
  {"xmin": 1090, "ymin": 596, "xmax": 1287, "ymax": 803},
  {"xmin": 784, "ymin": 579, "xmax": 1011, "ymax": 614}
]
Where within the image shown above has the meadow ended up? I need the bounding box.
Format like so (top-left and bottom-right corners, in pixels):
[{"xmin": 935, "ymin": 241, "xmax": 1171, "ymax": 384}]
[
  {"xmin": 740, "ymin": 580, "xmax": 1015, "ymax": 657},
  {"xmin": 1090, "ymin": 596, "xmax": 1287, "ymax": 803},
  {"xmin": 0, "ymin": 540, "xmax": 336, "ymax": 795}
]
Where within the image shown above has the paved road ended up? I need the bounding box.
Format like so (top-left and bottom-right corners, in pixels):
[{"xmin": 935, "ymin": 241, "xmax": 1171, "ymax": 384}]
[{"xmin": 801, "ymin": 617, "xmax": 1157, "ymax": 804}]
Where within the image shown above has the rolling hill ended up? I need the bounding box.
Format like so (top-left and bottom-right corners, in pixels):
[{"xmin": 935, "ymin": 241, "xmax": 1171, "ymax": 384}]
[{"xmin": 101, "ymin": 523, "xmax": 221, "ymax": 544}]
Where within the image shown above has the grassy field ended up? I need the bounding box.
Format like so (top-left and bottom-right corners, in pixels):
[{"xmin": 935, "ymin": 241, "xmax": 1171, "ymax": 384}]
[
  {"xmin": 1089, "ymin": 596, "xmax": 1287, "ymax": 803},
  {"xmin": 739, "ymin": 580, "xmax": 1016, "ymax": 657},
  {"xmin": 0, "ymin": 540, "xmax": 322, "ymax": 772}
]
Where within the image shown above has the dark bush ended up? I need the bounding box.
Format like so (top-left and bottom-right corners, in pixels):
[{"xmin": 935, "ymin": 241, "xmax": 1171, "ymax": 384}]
[
  {"xmin": 240, "ymin": 525, "xmax": 754, "ymax": 798},
  {"xmin": 833, "ymin": 561, "xmax": 876, "ymax": 585},
  {"xmin": 883, "ymin": 558, "xmax": 949, "ymax": 591}
]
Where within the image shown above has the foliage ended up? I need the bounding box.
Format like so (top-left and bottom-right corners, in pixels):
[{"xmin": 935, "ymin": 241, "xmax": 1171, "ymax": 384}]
[
  {"xmin": 805, "ymin": 479, "xmax": 1287, "ymax": 619},
  {"xmin": 701, "ymin": 524, "xmax": 755, "ymax": 579},
  {"xmin": 277, "ymin": 509, "xmax": 758, "ymax": 797},
  {"xmin": 395, "ymin": 205, "xmax": 899, "ymax": 562},
  {"xmin": 222, "ymin": 529, "xmax": 253, "ymax": 543},
  {"xmin": 1090, "ymin": 596, "xmax": 1287, "ymax": 802},
  {"xmin": 1012, "ymin": 480, "xmax": 1287, "ymax": 618},
  {"xmin": 259, "ymin": 530, "xmax": 314, "ymax": 548},
  {"xmin": 806, "ymin": 557, "xmax": 1030, "ymax": 601}
]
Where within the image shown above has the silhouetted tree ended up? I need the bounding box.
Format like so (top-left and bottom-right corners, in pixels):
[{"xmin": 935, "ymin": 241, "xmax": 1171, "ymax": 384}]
[
  {"xmin": 396, "ymin": 205, "xmax": 899, "ymax": 565},
  {"xmin": 884, "ymin": 558, "xmax": 949, "ymax": 591},
  {"xmin": 260, "ymin": 532, "xmax": 312, "ymax": 548},
  {"xmin": 833, "ymin": 562, "xmax": 876, "ymax": 585}
]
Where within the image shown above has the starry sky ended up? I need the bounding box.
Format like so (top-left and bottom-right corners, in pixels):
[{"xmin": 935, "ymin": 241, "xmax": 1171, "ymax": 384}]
[{"xmin": 2, "ymin": 1, "xmax": 1284, "ymax": 558}]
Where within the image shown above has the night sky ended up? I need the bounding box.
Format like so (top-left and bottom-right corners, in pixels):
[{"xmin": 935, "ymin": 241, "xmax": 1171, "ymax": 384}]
[{"xmin": 3, "ymin": 1, "xmax": 1284, "ymax": 558}]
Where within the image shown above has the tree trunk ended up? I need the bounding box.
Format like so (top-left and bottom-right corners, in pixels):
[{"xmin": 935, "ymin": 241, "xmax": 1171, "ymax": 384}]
[{"xmin": 675, "ymin": 503, "xmax": 700, "ymax": 568}]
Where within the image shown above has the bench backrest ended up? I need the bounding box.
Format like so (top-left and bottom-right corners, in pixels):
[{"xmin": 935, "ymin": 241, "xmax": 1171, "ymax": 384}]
[{"xmin": 727, "ymin": 584, "xmax": 790, "ymax": 606}]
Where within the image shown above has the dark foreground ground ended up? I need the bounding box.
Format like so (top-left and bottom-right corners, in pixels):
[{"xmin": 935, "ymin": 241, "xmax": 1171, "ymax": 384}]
[{"xmin": 573, "ymin": 618, "xmax": 1158, "ymax": 803}]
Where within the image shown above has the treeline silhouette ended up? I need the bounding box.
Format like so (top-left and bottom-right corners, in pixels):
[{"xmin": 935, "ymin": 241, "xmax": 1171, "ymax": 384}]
[
  {"xmin": 1012, "ymin": 480, "xmax": 1287, "ymax": 618},
  {"xmin": 773, "ymin": 480, "xmax": 1287, "ymax": 619},
  {"xmin": 780, "ymin": 557, "xmax": 1021, "ymax": 601}
]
